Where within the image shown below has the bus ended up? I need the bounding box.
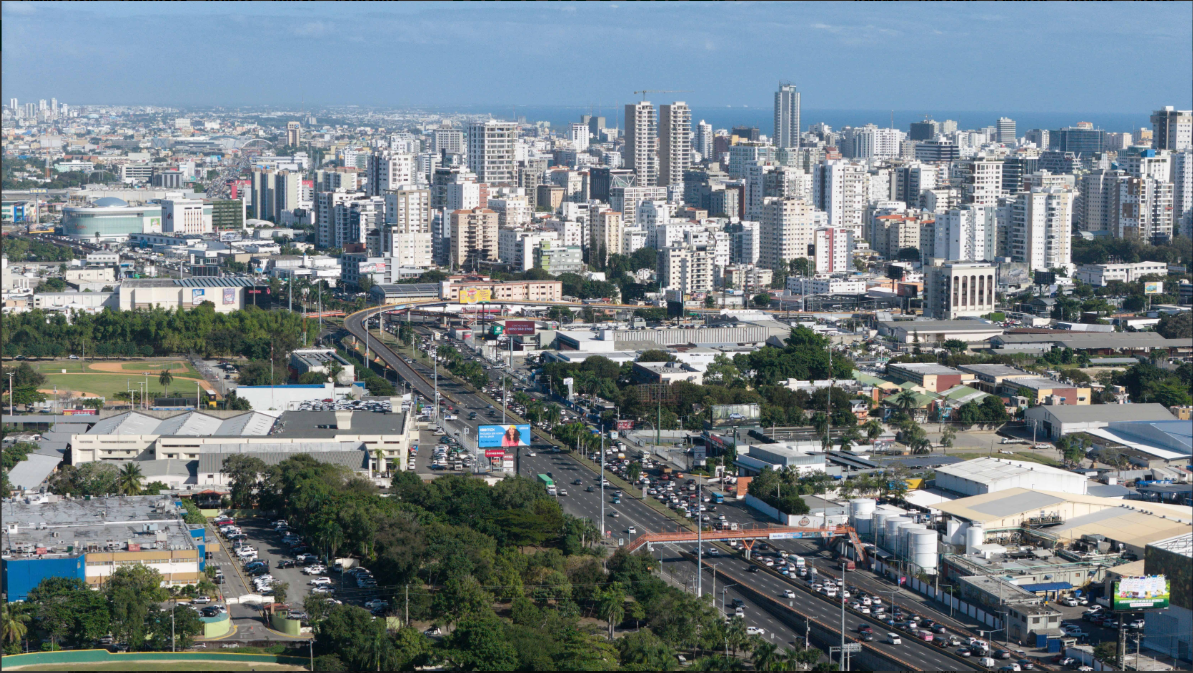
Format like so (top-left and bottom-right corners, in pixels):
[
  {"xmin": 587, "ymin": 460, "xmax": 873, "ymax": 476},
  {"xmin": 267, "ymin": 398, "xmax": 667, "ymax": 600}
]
[
  {"xmin": 712, "ymin": 493, "xmax": 725, "ymax": 504},
  {"xmin": 537, "ymin": 474, "xmax": 557, "ymax": 495}
]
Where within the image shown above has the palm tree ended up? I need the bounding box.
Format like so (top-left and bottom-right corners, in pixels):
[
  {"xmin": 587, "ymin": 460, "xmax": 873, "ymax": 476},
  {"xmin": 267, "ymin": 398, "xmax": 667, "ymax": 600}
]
[
  {"xmin": 374, "ymin": 447, "xmax": 386, "ymax": 476},
  {"xmin": 752, "ymin": 640, "xmax": 781, "ymax": 672},
  {"xmin": 361, "ymin": 623, "xmax": 394, "ymax": 672},
  {"xmin": 864, "ymin": 419, "xmax": 884, "ymax": 442},
  {"xmin": 118, "ymin": 462, "xmax": 143, "ymax": 495},
  {"xmin": 894, "ymin": 390, "xmax": 917, "ymax": 412},
  {"xmin": 2, "ymin": 603, "xmax": 30, "ymax": 647},
  {"xmin": 545, "ymin": 403, "xmax": 562, "ymax": 426},
  {"xmin": 159, "ymin": 369, "xmax": 174, "ymax": 397},
  {"xmin": 597, "ymin": 583, "xmax": 626, "ymax": 640}
]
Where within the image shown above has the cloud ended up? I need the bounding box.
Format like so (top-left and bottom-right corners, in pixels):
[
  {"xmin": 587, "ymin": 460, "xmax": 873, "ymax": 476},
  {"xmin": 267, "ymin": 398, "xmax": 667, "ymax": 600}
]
[{"xmin": 293, "ymin": 20, "xmax": 333, "ymax": 37}]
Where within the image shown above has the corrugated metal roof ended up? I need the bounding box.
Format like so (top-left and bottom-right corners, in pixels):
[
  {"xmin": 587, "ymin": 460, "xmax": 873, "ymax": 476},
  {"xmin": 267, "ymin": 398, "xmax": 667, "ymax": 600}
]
[
  {"xmin": 176, "ymin": 277, "xmax": 256, "ymax": 288},
  {"xmin": 1018, "ymin": 581, "xmax": 1073, "ymax": 592},
  {"xmin": 6, "ymin": 454, "xmax": 62, "ymax": 491},
  {"xmin": 969, "ymin": 490, "xmax": 1066, "ymax": 517}
]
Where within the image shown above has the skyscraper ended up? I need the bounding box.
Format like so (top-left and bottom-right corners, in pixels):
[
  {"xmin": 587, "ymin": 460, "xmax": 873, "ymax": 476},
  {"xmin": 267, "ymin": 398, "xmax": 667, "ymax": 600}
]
[
  {"xmin": 759, "ymin": 197, "xmax": 818, "ymax": 270},
  {"xmin": 1010, "ymin": 187, "xmax": 1074, "ymax": 271},
  {"xmin": 996, "ymin": 117, "xmax": 1016, "ymax": 144},
  {"xmin": 367, "ymin": 152, "xmax": 416, "ymax": 196},
  {"xmin": 286, "ymin": 121, "xmax": 301, "ymax": 147},
  {"xmin": 774, "ymin": 83, "xmax": 801, "ymax": 150},
  {"xmin": 694, "ymin": 120, "xmax": 713, "ymax": 160},
  {"xmin": 467, "ymin": 121, "xmax": 517, "ymax": 185},
  {"xmin": 812, "ymin": 161, "xmax": 867, "ymax": 236},
  {"xmin": 658, "ymin": 102, "xmax": 692, "ymax": 189},
  {"xmin": 1150, "ymin": 106, "xmax": 1193, "ymax": 151},
  {"xmin": 624, "ymin": 102, "xmax": 659, "ymax": 187}
]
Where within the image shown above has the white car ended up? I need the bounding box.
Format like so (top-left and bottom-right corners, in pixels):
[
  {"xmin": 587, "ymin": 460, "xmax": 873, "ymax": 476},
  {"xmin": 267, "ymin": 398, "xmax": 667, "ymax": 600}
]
[
  {"xmin": 365, "ymin": 599, "xmax": 389, "ymax": 610},
  {"xmin": 310, "ymin": 586, "xmax": 333, "ymax": 594},
  {"xmin": 783, "ymin": 590, "xmax": 796, "ymax": 598},
  {"xmin": 308, "ymin": 577, "xmax": 331, "ymax": 586},
  {"xmin": 746, "ymin": 627, "xmax": 766, "ymax": 636},
  {"xmin": 235, "ymin": 546, "xmax": 257, "ymax": 556},
  {"xmin": 303, "ymin": 565, "xmax": 327, "ymax": 575}
]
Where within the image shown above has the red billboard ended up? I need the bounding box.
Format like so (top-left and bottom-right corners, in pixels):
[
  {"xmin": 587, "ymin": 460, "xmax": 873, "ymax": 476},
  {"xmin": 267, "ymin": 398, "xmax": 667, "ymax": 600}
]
[
  {"xmin": 616, "ymin": 420, "xmax": 635, "ymax": 431},
  {"xmin": 484, "ymin": 449, "xmax": 507, "ymax": 458},
  {"xmin": 504, "ymin": 320, "xmax": 536, "ymax": 335}
]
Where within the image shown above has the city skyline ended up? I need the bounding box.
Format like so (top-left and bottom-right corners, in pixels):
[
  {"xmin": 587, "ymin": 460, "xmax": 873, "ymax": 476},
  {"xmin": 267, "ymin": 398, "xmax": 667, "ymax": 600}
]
[{"xmin": 2, "ymin": 1, "xmax": 1189, "ymax": 112}]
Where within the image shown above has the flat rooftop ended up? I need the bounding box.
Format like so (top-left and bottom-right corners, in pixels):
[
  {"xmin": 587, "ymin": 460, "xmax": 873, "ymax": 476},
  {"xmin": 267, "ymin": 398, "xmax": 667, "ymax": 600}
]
[
  {"xmin": 887, "ymin": 362, "xmax": 965, "ymax": 376},
  {"xmin": 958, "ymin": 364, "xmax": 1035, "ymax": 379},
  {"xmin": 272, "ymin": 410, "xmax": 408, "ymax": 437},
  {"xmin": 880, "ymin": 320, "xmax": 1003, "ymax": 332},
  {"xmin": 1, "ymin": 495, "xmax": 198, "ymax": 556}
]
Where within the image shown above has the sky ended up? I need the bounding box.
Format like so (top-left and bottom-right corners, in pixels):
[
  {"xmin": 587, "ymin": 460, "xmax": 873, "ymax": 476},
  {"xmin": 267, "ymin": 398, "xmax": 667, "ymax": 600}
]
[{"xmin": 2, "ymin": 1, "xmax": 1190, "ymax": 114}]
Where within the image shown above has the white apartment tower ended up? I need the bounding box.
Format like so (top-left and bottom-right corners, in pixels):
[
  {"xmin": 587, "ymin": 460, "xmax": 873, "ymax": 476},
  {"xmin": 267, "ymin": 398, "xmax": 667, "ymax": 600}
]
[
  {"xmin": 1115, "ymin": 176, "xmax": 1174, "ymax": 243},
  {"xmin": 813, "ymin": 227, "xmax": 855, "ymax": 274},
  {"xmin": 759, "ymin": 197, "xmax": 819, "ymax": 270},
  {"xmin": 658, "ymin": 246, "xmax": 715, "ymax": 295},
  {"xmin": 624, "ymin": 102, "xmax": 659, "ymax": 187},
  {"xmin": 659, "ymin": 102, "xmax": 692, "ymax": 189},
  {"xmin": 367, "ymin": 152, "xmax": 416, "ymax": 196},
  {"xmin": 774, "ymin": 83, "xmax": 801, "ymax": 150},
  {"xmin": 467, "ymin": 121, "xmax": 518, "ymax": 185},
  {"xmin": 958, "ymin": 158, "xmax": 1004, "ymax": 208},
  {"xmin": 569, "ymin": 123, "xmax": 590, "ymax": 152},
  {"xmin": 1011, "ymin": 187, "xmax": 1074, "ymax": 271},
  {"xmin": 996, "ymin": 117, "xmax": 1017, "ymax": 144},
  {"xmin": 934, "ymin": 206, "xmax": 990, "ymax": 262},
  {"xmin": 812, "ymin": 161, "xmax": 867, "ymax": 236},
  {"xmin": 1151, "ymin": 106, "xmax": 1193, "ymax": 151},
  {"xmin": 695, "ymin": 120, "xmax": 714, "ymax": 159}
]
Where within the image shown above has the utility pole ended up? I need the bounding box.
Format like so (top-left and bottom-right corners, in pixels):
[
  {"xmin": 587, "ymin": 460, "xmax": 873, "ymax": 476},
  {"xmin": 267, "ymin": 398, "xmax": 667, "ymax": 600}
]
[
  {"xmin": 696, "ymin": 481, "xmax": 703, "ymax": 597},
  {"xmin": 600, "ymin": 426, "xmax": 606, "ymax": 539},
  {"xmin": 405, "ymin": 584, "xmax": 410, "ymax": 626},
  {"xmin": 826, "ymin": 344, "xmax": 833, "ymax": 451},
  {"xmin": 7, "ymin": 373, "xmax": 13, "ymax": 417},
  {"xmin": 840, "ymin": 560, "xmax": 849, "ymax": 671}
]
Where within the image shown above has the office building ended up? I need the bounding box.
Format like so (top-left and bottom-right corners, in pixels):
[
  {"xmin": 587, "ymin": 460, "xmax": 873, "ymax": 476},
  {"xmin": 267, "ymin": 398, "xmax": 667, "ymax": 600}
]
[
  {"xmin": 367, "ymin": 152, "xmax": 416, "ymax": 196},
  {"xmin": 1052, "ymin": 125, "xmax": 1104, "ymax": 154},
  {"xmin": 774, "ymin": 83, "xmax": 801, "ymax": 150},
  {"xmin": 996, "ymin": 117, "xmax": 1016, "ymax": 143},
  {"xmin": 1010, "ymin": 187, "xmax": 1074, "ymax": 270},
  {"xmin": 467, "ymin": 120, "xmax": 517, "ymax": 185},
  {"xmin": 211, "ymin": 199, "xmax": 245, "ymax": 231},
  {"xmin": 533, "ymin": 241, "xmax": 584, "ymax": 276},
  {"xmin": 286, "ymin": 121, "xmax": 301, "ymax": 146},
  {"xmin": 914, "ymin": 139, "xmax": 960, "ymax": 162},
  {"xmin": 924, "ymin": 260, "xmax": 998, "ymax": 319},
  {"xmin": 161, "ymin": 198, "xmax": 209, "ymax": 235},
  {"xmin": 450, "ymin": 207, "xmax": 499, "ymax": 270},
  {"xmin": 909, "ymin": 117, "xmax": 940, "ymax": 141},
  {"xmin": 1151, "ymin": 106, "xmax": 1193, "ymax": 151},
  {"xmin": 813, "ymin": 227, "xmax": 854, "ymax": 274},
  {"xmin": 624, "ymin": 101, "xmax": 659, "ymax": 187},
  {"xmin": 432, "ymin": 128, "xmax": 465, "ymax": 155},
  {"xmin": 659, "ymin": 102, "xmax": 692, "ymax": 189},
  {"xmin": 812, "ymin": 161, "xmax": 867, "ymax": 236},
  {"xmin": 759, "ymin": 197, "xmax": 818, "ymax": 270}
]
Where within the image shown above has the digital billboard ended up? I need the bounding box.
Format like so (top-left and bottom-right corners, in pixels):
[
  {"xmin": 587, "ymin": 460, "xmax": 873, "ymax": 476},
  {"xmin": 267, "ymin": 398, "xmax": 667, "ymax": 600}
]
[
  {"xmin": 1113, "ymin": 575, "xmax": 1170, "ymax": 611},
  {"xmin": 504, "ymin": 320, "xmax": 536, "ymax": 335},
  {"xmin": 478, "ymin": 424, "xmax": 532, "ymax": 448},
  {"xmin": 1144, "ymin": 281, "xmax": 1164, "ymax": 295},
  {"xmin": 710, "ymin": 403, "xmax": 761, "ymax": 428},
  {"xmin": 458, "ymin": 287, "xmax": 493, "ymax": 304}
]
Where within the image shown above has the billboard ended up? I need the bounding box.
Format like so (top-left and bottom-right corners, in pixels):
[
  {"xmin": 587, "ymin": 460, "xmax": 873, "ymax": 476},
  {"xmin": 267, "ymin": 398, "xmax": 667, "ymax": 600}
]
[
  {"xmin": 191, "ymin": 288, "xmax": 206, "ymax": 305},
  {"xmin": 1144, "ymin": 281, "xmax": 1164, "ymax": 295},
  {"xmin": 478, "ymin": 424, "xmax": 532, "ymax": 448},
  {"xmin": 223, "ymin": 288, "xmax": 236, "ymax": 305},
  {"xmin": 710, "ymin": 403, "xmax": 761, "ymax": 428},
  {"xmin": 1113, "ymin": 575, "xmax": 1170, "ymax": 611},
  {"xmin": 458, "ymin": 287, "xmax": 493, "ymax": 304},
  {"xmin": 484, "ymin": 449, "xmax": 507, "ymax": 458},
  {"xmin": 504, "ymin": 320, "xmax": 536, "ymax": 336}
]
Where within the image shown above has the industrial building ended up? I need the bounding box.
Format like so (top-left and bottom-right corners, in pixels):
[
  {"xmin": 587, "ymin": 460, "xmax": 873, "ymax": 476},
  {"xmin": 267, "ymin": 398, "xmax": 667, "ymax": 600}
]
[
  {"xmin": 117, "ymin": 277, "xmax": 257, "ymax": 314},
  {"xmin": 877, "ymin": 320, "xmax": 1004, "ymax": 344},
  {"xmin": 1083, "ymin": 419, "xmax": 1192, "ymax": 466},
  {"xmin": 936, "ymin": 457, "xmax": 1091, "ymax": 496},
  {"xmin": 69, "ymin": 410, "xmax": 276, "ymax": 465},
  {"xmin": 2, "ymin": 495, "xmax": 207, "ymax": 600},
  {"xmin": 1142, "ymin": 533, "xmax": 1191, "ymax": 662},
  {"xmin": 288, "ymin": 348, "xmax": 356, "ymax": 385},
  {"xmin": 1024, "ymin": 403, "xmax": 1177, "ymax": 441},
  {"xmin": 884, "ymin": 362, "xmax": 974, "ymax": 393}
]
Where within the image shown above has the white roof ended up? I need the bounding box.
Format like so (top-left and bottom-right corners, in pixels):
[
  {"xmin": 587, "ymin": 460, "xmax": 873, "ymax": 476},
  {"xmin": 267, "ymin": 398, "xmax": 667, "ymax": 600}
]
[
  {"xmin": 85, "ymin": 411, "xmax": 275, "ymax": 437},
  {"xmin": 937, "ymin": 457, "xmax": 1083, "ymax": 484}
]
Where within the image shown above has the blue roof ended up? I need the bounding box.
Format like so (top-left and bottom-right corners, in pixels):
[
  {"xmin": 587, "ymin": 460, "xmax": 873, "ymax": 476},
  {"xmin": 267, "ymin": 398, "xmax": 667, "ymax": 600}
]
[{"xmin": 1019, "ymin": 582, "xmax": 1072, "ymax": 593}]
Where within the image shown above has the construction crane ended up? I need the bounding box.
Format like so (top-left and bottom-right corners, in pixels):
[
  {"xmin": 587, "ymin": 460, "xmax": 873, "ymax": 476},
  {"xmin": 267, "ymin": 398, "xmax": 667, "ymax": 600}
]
[{"xmin": 632, "ymin": 89, "xmax": 691, "ymax": 102}]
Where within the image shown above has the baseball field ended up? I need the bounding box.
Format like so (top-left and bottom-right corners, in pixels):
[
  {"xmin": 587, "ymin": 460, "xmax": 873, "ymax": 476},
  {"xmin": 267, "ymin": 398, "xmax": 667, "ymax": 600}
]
[{"xmin": 25, "ymin": 358, "xmax": 215, "ymax": 400}]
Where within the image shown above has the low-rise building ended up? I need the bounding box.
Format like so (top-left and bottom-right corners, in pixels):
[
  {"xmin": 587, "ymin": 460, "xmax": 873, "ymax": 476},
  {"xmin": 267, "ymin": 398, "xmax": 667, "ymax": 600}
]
[
  {"xmin": 632, "ymin": 361, "xmax": 704, "ymax": 385},
  {"xmin": 1, "ymin": 495, "xmax": 207, "ymax": 600},
  {"xmin": 441, "ymin": 276, "xmax": 563, "ymax": 303},
  {"xmin": 289, "ymin": 348, "xmax": 355, "ymax": 385},
  {"xmin": 118, "ymin": 277, "xmax": 255, "ymax": 313},
  {"xmin": 877, "ymin": 320, "xmax": 1004, "ymax": 344},
  {"xmin": 885, "ymin": 362, "xmax": 974, "ymax": 392},
  {"xmin": 999, "ymin": 377, "xmax": 1091, "ymax": 405},
  {"xmin": 936, "ymin": 457, "xmax": 1090, "ymax": 496},
  {"xmin": 1024, "ymin": 403, "xmax": 1176, "ymax": 440},
  {"xmin": 1074, "ymin": 261, "xmax": 1169, "ymax": 286}
]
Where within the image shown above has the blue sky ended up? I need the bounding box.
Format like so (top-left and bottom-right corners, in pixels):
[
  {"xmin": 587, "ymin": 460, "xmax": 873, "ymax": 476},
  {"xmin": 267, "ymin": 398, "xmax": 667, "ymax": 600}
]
[{"xmin": 2, "ymin": 1, "xmax": 1190, "ymax": 112}]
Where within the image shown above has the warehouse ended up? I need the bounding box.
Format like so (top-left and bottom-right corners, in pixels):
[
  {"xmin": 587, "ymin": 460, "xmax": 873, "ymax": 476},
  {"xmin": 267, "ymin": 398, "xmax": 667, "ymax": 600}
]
[
  {"xmin": 1023, "ymin": 404, "xmax": 1177, "ymax": 441},
  {"xmin": 70, "ymin": 410, "xmax": 277, "ymax": 465},
  {"xmin": 885, "ymin": 362, "xmax": 974, "ymax": 393},
  {"xmin": 877, "ymin": 320, "xmax": 1005, "ymax": 344},
  {"xmin": 1, "ymin": 495, "xmax": 206, "ymax": 601},
  {"xmin": 936, "ymin": 457, "xmax": 1091, "ymax": 496}
]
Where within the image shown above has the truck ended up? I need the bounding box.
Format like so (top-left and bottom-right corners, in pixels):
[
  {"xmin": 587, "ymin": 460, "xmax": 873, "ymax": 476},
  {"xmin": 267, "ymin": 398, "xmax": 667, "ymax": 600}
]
[{"xmin": 537, "ymin": 474, "xmax": 557, "ymax": 496}]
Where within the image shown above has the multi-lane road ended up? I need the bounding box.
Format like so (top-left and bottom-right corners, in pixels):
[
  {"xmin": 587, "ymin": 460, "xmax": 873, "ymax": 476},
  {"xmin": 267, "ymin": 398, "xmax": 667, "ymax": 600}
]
[{"xmin": 344, "ymin": 306, "xmax": 979, "ymax": 671}]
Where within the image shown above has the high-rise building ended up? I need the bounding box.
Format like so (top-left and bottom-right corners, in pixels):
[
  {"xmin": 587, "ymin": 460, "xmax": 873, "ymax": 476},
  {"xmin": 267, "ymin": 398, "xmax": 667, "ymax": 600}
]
[
  {"xmin": 1172, "ymin": 151, "xmax": 1193, "ymax": 224},
  {"xmin": 958, "ymin": 158, "xmax": 1004, "ymax": 208},
  {"xmin": 1010, "ymin": 187, "xmax": 1074, "ymax": 271},
  {"xmin": 812, "ymin": 161, "xmax": 867, "ymax": 236},
  {"xmin": 1074, "ymin": 169, "xmax": 1119, "ymax": 233},
  {"xmin": 924, "ymin": 261, "xmax": 997, "ymax": 319},
  {"xmin": 840, "ymin": 125, "xmax": 905, "ymax": 159},
  {"xmin": 759, "ymin": 197, "xmax": 819, "ymax": 270},
  {"xmin": 909, "ymin": 117, "xmax": 939, "ymax": 141},
  {"xmin": 1052, "ymin": 125, "xmax": 1104, "ymax": 154},
  {"xmin": 773, "ymin": 84, "xmax": 801, "ymax": 150},
  {"xmin": 996, "ymin": 117, "xmax": 1016, "ymax": 144},
  {"xmin": 286, "ymin": 121, "xmax": 301, "ymax": 147},
  {"xmin": 467, "ymin": 121, "xmax": 517, "ymax": 185},
  {"xmin": 1114, "ymin": 176, "xmax": 1174, "ymax": 244},
  {"xmin": 569, "ymin": 123, "xmax": 590, "ymax": 152},
  {"xmin": 384, "ymin": 187, "xmax": 431, "ymax": 234},
  {"xmin": 813, "ymin": 227, "xmax": 855, "ymax": 274},
  {"xmin": 694, "ymin": 120, "xmax": 714, "ymax": 160},
  {"xmin": 1150, "ymin": 106, "xmax": 1193, "ymax": 151},
  {"xmin": 367, "ymin": 152, "xmax": 416, "ymax": 196},
  {"xmin": 592, "ymin": 210, "xmax": 623, "ymax": 264},
  {"xmin": 449, "ymin": 208, "xmax": 499, "ymax": 270},
  {"xmin": 624, "ymin": 102, "xmax": 659, "ymax": 187},
  {"xmin": 432, "ymin": 129, "xmax": 465, "ymax": 155},
  {"xmin": 251, "ymin": 169, "xmax": 300, "ymax": 221},
  {"xmin": 316, "ymin": 190, "xmax": 361, "ymax": 248},
  {"xmin": 727, "ymin": 221, "xmax": 760, "ymax": 266},
  {"xmin": 8, "ymin": 98, "xmax": 16, "ymax": 114},
  {"xmin": 934, "ymin": 206, "xmax": 990, "ymax": 262},
  {"xmin": 161, "ymin": 199, "xmax": 209, "ymax": 235},
  {"xmin": 659, "ymin": 102, "xmax": 692, "ymax": 189},
  {"xmin": 1024, "ymin": 129, "xmax": 1050, "ymax": 149},
  {"xmin": 344, "ymin": 196, "xmax": 385, "ymax": 247},
  {"xmin": 658, "ymin": 245, "xmax": 715, "ymax": 294}
]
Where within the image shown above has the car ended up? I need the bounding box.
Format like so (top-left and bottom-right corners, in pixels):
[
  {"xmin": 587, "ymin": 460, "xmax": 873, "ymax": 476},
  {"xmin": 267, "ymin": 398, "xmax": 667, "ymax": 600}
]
[
  {"xmin": 609, "ymin": 511, "xmax": 619, "ymax": 518},
  {"xmin": 311, "ymin": 586, "xmax": 333, "ymax": 594},
  {"xmin": 860, "ymin": 632, "xmax": 874, "ymax": 642},
  {"xmin": 1017, "ymin": 659, "xmax": 1036, "ymax": 670},
  {"xmin": 957, "ymin": 647, "xmax": 973, "ymax": 657},
  {"xmin": 747, "ymin": 565, "xmax": 760, "ymax": 573},
  {"xmin": 993, "ymin": 649, "xmax": 1013, "ymax": 659},
  {"xmin": 558, "ymin": 489, "xmax": 568, "ymax": 496},
  {"xmin": 627, "ymin": 526, "xmax": 636, "ymax": 534},
  {"xmin": 746, "ymin": 626, "xmax": 765, "ymax": 636},
  {"xmin": 277, "ymin": 560, "xmax": 297, "ymax": 569},
  {"xmin": 191, "ymin": 596, "xmax": 211, "ymax": 605},
  {"xmin": 365, "ymin": 599, "xmax": 389, "ymax": 610}
]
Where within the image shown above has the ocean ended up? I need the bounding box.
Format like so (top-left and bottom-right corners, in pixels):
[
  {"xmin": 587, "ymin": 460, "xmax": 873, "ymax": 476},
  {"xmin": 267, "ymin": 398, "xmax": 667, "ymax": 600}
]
[{"xmin": 427, "ymin": 104, "xmax": 1150, "ymax": 135}]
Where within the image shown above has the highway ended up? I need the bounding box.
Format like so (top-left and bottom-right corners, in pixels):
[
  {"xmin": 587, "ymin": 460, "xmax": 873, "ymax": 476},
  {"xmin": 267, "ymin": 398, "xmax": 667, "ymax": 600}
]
[{"xmin": 344, "ymin": 306, "xmax": 978, "ymax": 671}]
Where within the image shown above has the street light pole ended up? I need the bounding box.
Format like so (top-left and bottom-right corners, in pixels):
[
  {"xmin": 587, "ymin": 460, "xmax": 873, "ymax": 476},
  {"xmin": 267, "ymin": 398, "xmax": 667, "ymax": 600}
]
[
  {"xmin": 840, "ymin": 560, "xmax": 848, "ymax": 671},
  {"xmin": 696, "ymin": 481, "xmax": 703, "ymax": 598}
]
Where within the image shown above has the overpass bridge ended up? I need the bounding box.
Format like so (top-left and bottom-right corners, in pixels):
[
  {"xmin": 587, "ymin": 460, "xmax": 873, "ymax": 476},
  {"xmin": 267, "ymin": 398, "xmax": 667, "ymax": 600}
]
[{"xmin": 628, "ymin": 523, "xmax": 869, "ymax": 562}]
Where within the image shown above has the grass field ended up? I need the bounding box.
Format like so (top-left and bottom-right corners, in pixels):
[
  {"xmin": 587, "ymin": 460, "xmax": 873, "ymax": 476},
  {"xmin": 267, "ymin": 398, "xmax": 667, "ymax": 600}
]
[
  {"xmin": 25, "ymin": 359, "xmax": 211, "ymax": 399},
  {"xmin": 8, "ymin": 662, "xmax": 305, "ymax": 671}
]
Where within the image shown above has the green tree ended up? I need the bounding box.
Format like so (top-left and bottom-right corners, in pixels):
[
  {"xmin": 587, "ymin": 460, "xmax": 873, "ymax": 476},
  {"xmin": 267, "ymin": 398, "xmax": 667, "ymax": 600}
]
[
  {"xmin": 446, "ymin": 616, "xmax": 519, "ymax": 671},
  {"xmin": 940, "ymin": 427, "xmax": 956, "ymax": 450},
  {"xmin": 863, "ymin": 419, "xmax": 883, "ymax": 442},
  {"xmin": 222, "ymin": 454, "xmax": 267, "ymax": 508},
  {"xmin": 117, "ymin": 462, "xmax": 143, "ymax": 496},
  {"xmin": 597, "ymin": 582, "xmax": 626, "ymax": 640},
  {"xmin": 752, "ymin": 293, "xmax": 772, "ymax": 307},
  {"xmin": 2, "ymin": 603, "xmax": 31, "ymax": 649},
  {"xmin": 105, "ymin": 565, "xmax": 167, "ymax": 650},
  {"xmin": 158, "ymin": 369, "xmax": 174, "ymax": 395},
  {"xmin": 942, "ymin": 339, "xmax": 967, "ymax": 353}
]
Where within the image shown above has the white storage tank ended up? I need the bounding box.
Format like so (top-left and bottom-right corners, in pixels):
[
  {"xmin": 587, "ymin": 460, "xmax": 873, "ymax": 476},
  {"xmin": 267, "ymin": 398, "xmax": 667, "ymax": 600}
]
[
  {"xmin": 884, "ymin": 516, "xmax": 911, "ymax": 554},
  {"xmin": 965, "ymin": 523, "xmax": 985, "ymax": 555},
  {"xmin": 897, "ymin": 522, "xmax": 925, "ymax": 559},
  {"xmin": 910, "ymin": 529, "xmax": 938, "ymax": 572},
  {"xmin": 873, "ymin": 511, "xmax": 895, "ymax": 545},
  {"xmin": 850, "ymin": 498, "xmax": 877, "ymax": 537}
]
